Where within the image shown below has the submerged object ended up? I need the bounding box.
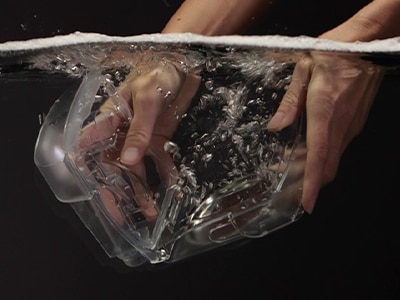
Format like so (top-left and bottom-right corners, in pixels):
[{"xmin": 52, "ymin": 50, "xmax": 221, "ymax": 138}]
[{"xmin": 1, "ymin": 32, "xmax": 390, "ymax": 267}]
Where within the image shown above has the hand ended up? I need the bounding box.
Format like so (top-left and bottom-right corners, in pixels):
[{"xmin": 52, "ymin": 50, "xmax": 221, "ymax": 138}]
[
  {"xmin": 79, "ymin": 52, "xmax": 201, "ymax": 223},
  {"xmin": 267, "ymin": 51, "xmax": 383, "ymax": 213}
]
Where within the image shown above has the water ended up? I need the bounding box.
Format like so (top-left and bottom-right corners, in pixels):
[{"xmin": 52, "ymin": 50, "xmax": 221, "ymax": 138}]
[
  {"xmin": 26, "ymin": 40, "xmax": 301, "ymax": 199},
  {"xmin": 2, "ymin": 33, "xmax": 398, "ymax": 265}
]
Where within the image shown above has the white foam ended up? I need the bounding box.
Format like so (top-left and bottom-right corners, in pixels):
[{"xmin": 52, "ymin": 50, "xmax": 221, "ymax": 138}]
[{"xmin": 1, "ymin": 32, "xmax": 400, "ymax": 53}]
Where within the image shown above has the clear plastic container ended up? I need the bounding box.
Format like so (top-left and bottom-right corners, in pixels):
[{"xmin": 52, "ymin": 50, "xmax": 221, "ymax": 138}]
[{"xmin": 34, "ymin": 42, "xmax": 306, "ymax": 267}]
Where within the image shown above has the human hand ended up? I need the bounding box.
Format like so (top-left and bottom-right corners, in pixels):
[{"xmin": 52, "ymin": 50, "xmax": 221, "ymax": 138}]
[
  {"xmin": 79, "ymin": 52, "xmax": 201, "ymax": 223},
  {"xmin": 269, "ymin": 0, "xmax": 400, "ymax": 214},
  {"xmin": 267, "ymin": 51, "xmax": 383, "ymax": 213}
]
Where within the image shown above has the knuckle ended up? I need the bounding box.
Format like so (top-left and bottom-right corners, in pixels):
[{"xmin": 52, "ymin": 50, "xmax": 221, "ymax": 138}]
[{"xmin": 133, "ymin": 66, "xmax": 182, "ymax": 100}]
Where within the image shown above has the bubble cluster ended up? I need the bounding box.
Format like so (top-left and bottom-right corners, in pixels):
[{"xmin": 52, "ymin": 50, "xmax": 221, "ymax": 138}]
[{"xmin": 31, "ymin": 41, "xmax": 299, "ymax": 222}]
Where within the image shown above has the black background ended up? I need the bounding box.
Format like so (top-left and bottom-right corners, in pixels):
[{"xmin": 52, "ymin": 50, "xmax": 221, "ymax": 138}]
[{"xmin": 1, "ymin": 1, "xmax": 399, "ymax": 299}]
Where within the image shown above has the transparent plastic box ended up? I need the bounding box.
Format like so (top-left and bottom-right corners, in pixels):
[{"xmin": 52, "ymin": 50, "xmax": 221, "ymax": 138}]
[{"xmin": 34, "ymin": 42, "xmax": 306, "ymax": 267}]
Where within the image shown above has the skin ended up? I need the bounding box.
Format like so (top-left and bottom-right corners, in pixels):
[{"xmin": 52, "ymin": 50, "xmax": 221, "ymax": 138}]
[
  {"xmin": 267, "ymin": 0, "xmax": 400, "ymax": 212},
  {"xmin": 87, "ymin": 0, "xmax": 400, "ymax": 217},
  {"xmin": 162, "ymin": 0, "xmax": 274, "ymax": 35},
  {"xmin": 79, "ymin": 54, "xmax": 201, "ymax": 221}
]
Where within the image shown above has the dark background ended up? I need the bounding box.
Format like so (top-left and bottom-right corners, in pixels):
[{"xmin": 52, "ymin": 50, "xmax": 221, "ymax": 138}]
[{"xmin": 1, "ymin": 0, "xmax": 399, "ymax": 299}]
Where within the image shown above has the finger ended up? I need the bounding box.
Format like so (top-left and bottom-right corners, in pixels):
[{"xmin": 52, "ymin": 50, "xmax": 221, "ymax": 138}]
[
  {"xmin": 126, "ymin": 161, "xmax": 159, "ymax": 222},
  {"xmin": 79, "ymin": 107, "xmax": 124, "ymax": 150},
  {"xmin": 301, "ymin": 57, "xmax": 381, "ymax": 213},
  {"xmin": 321, "ymin": 59, "xmax": 381, "ymax": 186},
  {"xmin": 267, "ymin": 57, "xmax": 311, "ymax": 131},
  {"xmin": 321, "ymin": 64, "xmax": 371, "ymax": 182},
  {"xmin": 120, "ymin": 89, "xmax": 165, "ymax": 167},
  {"xmin": 98, "ymin": 187, "xmax": 125, "ymax": 226},
  {"xmin": 78, "ymin": 82, "xmax": 133, "ymax": 151},
  {"xmin": 319, "ymin": 0, "xmax": 400, "ymax": 42},
  {"xmin": 300, "ymin": 66, "xmax": 335, "ymax": 214},
  {"xmin": 341, "ymin": 64, "xmax": 383, "ymax": 148},
  {"xmin": 120, "ymin": 66, "xmax": 183, "ymax": 167}
]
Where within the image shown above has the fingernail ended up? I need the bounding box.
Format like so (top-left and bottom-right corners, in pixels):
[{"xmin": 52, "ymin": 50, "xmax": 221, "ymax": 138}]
[
  {"xmin": 121, "ymin": 147, "xmax": 139, "ymax": 165},
  {"xmin": 267, "ymin": 112, "xmax": 285, "ymax": 131}
]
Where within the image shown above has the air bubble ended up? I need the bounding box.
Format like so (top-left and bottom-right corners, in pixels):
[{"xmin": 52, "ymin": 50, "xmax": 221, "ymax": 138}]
[
  {"xmin": 202, "ymin": 153, "xmax": 213, "ymax": 163},
  {"xmin": 205, "ymin": 80, "xmax": 214, "ymax": 91},
  {"xmin": 156, "ymin": 86, "xmax": 163, "ymax": 94},
  {"xmin": 164, "ymin": 90, "xmax": 172, "ymax": 99},
  {"xmin": 256, "ymin": 86, "xmax": 264, "ymax": 94}
]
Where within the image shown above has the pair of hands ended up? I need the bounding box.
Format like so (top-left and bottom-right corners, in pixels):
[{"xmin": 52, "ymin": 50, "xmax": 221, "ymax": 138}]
[{"xmin": 81, "ymin": 47, "xmax": 381, "ymax": 221}]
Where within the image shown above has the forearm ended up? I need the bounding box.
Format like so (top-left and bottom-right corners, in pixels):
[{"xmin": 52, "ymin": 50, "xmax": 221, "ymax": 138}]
[
  {"xmin": 320, "ymin": 0, "xmax": 400, "ymax": 42},
  {"xmin": 162, "ymin": 0, "xmax": 274, "ymax": 35}
]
